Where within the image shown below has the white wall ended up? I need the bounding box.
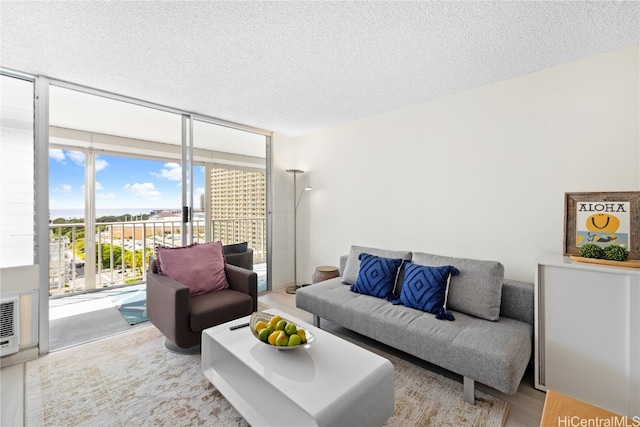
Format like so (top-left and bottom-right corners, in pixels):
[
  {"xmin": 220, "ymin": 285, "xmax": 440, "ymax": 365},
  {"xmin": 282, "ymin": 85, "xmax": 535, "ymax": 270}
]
[
  {"xmin": 0, "ymin": 265, "xmax": 40, "ymax": 367},
  {"xmin": 287, "ymin": 45, "xmax": 639, "ymax": 284}
]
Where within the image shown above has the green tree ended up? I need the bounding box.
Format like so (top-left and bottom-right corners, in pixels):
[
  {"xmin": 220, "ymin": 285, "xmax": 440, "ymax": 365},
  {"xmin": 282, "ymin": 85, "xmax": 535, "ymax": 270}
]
[
  {"xmin": 97, "ymin": 244, "xmax": 123, "ymax": 269},
  {"xmin": 75, "ymin": 237, "xmax": 85, "ymax": 257},
  {"xmin": 123, "ymin": 248, "xmax": 151, "ymax": 282},
  {"xmin": 50, "ymin": 218, "xmax": 85, "ymax": 241}
]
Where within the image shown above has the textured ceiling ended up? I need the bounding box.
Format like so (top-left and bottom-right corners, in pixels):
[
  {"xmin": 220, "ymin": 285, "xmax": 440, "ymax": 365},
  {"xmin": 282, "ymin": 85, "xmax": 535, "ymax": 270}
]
[{"xmin": 1, "ymin": 1, "xmax": 639, "ymax": 136}]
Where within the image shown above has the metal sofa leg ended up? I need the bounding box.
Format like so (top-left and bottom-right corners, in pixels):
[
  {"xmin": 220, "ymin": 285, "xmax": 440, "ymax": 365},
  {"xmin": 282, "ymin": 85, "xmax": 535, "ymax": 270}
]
[
  {"xmin": 314, "ymin": 315, "xmax": 321, "ymax": 328},
  {"xmin": 463, "ymin": 377, "xmax": 475, "ymax": 405}
]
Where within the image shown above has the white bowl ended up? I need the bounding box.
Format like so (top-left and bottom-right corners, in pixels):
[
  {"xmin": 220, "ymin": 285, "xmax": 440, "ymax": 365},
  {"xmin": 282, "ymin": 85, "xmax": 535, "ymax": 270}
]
[{"xmin": 249, "ymin": 311, "xmax": 315, "ymax": 350}]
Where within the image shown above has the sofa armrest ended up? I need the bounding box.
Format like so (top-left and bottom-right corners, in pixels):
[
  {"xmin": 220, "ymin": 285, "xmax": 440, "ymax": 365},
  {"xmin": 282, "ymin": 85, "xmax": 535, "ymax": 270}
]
[
  {"xmin": 224, "ymin": 248, "xmax": 254, "ymax": 271},
  {"xmin": 225, "ymin": 263, "xmax": 258, "ymax": 312},
  {"xmin": 146, "ymin": 260, "xmax": 191, "ymax": 344},
  {"xmin": 339, "ymin": 255, "xmax": 348, "ymax": 276},
  {"xmin": 500, "ymin": 279, "xmax": 534, "ymax": 325}
]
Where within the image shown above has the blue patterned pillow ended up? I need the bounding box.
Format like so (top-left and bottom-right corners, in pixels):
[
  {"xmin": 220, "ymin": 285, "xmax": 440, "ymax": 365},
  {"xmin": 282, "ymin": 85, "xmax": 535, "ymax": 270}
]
[
  {"xmin": 350, "ymin": 253, "xmax": 403, "ymax": 300},
  {"xmin": 391, "ymin": 262, "xmax": 459, "ymax": 320}
]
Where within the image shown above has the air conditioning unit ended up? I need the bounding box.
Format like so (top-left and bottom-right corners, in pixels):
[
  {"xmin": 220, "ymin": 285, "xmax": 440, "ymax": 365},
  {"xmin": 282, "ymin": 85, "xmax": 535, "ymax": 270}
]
[{"xmin": 0, "ymin": 296, "xmax": 19, "ymax": 356}]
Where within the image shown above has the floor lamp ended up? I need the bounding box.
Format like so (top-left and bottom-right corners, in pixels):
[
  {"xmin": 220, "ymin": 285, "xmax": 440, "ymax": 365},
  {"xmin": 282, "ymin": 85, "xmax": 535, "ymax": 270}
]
[{"xmin": 286, "ymin": 169, "xmax": 311, "ymax": 294}]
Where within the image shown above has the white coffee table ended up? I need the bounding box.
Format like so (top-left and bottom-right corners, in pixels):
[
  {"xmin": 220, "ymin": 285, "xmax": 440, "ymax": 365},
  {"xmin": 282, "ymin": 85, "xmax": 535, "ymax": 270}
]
[{"xmin": 202, "ymin": 309, "xmax": 394, "ymax": 426}]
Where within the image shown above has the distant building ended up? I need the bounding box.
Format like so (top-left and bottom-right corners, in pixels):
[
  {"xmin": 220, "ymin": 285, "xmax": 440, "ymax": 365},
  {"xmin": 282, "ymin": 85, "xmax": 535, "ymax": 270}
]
[
  {"xmin": 49, "ymin": 233, "xmax": 70, "ymax": 291},
  {"xmin": 211, "ymin": 168, "xmax": 266, "ymax": 261},
  {"xmin": 150, "ymin": 209, "xmax": 182, "ymax": 219}
]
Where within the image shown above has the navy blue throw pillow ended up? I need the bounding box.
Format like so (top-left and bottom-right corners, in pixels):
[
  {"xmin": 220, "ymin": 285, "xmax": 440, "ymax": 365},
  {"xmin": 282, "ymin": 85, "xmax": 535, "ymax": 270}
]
[
  {"xmin": 350, "ymin": 253, "xmax": 403, "ymax": 300},
  {"xmin": 391, "ymin": 263, "xmax": 459, "ymax": 320}
]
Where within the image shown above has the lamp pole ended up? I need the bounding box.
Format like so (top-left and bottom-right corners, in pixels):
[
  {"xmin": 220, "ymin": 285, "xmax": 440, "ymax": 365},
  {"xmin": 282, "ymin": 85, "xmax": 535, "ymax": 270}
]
[{"xmin": 286, "ymin": 169, "xmax": 310, "ymax": 294}]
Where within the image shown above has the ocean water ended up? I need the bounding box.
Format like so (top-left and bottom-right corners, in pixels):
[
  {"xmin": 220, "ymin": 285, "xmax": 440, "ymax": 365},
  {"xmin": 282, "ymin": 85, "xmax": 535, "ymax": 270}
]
[{"xmin": 49, "ymin": 208, "xmax": 164, "ymax": 220}]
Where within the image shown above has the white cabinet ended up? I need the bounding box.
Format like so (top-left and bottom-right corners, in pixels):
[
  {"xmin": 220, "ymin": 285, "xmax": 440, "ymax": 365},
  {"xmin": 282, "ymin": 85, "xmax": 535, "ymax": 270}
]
[{"xmin": 535, "ymin": 253, "xmax": 640, "ymax": 417}]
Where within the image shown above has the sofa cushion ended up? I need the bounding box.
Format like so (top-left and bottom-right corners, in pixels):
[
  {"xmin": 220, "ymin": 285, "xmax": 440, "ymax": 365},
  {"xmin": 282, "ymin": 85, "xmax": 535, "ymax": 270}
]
[
  {"xmin": 349, "ymin": 253, "xmax": 403, "ymax": 299},
  {"xmin": 342, "ymin": 245, "xmax": 412, "ymax": 285},
  {"xmin": 156, "ymin": 241, "xmax": 229, "ymax": 296},
  {"xmin": 295, "ymin": 278, "xmax": 533, "ymax": 395},
  {"xmin": 391, "ymin": 262, "xmax": 459, "ymax": 318},
  {"xmin": 190, "ymin": 288, "xmax": 253, "ymax": 332},
  {"xmin": 412, "ymin": 252, "xmax": 504, "ymax": 321}
]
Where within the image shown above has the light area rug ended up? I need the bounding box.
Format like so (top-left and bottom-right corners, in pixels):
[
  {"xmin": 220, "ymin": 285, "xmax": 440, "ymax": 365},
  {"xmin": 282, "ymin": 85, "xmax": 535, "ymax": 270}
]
[{"xmin": 26, "ymin": 323, "xmax": 508, "ymax": 426}]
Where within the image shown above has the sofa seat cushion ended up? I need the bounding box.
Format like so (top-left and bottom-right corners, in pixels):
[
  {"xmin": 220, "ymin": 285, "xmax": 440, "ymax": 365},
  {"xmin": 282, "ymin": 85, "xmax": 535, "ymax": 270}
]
[
  {"xmin": 445, "ymin": 314, "xmax": 533, "ymax": 395},
  {"xmin": 342, "ymin": 300, "xmax": 463, "ymax": 363},
  {"xmin": 375, "ymin": 305, "xmax": 532, "ymax": 395},
  {"xmin": 189, "ymin": 289, "xmax": 253, "ymax": 332},
  {"xmin": 296, "ymin": 278, "xmax": 532, "ymax": 395},
  {"xmin": 299, "ymin": 277, "xmax": 388, "ymax": 322}
]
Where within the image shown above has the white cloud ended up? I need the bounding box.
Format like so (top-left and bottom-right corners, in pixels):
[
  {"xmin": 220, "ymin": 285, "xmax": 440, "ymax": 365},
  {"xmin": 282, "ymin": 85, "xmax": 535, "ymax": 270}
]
[
  {"xmin": 151, "ymin": 162, "xmax": 182, "ymax": 181},
  {"xmin": 66, "ymin": 151, "xmax": 85, "ymax": 166},
  {"xmin": 53, "ymin": 151, "xmax": 108, "ymax": 171},
  {"xmin": 95, "ymin": 156, "xmax": 108, "ymax": 172},
  {"xmin": 94, "ymin": 182, "xmax": 117, "ymax": 201},
  {"xmin": 49, "ymin": 148, "xmax": 65, "ymax": 162},
  {"xmin": 123, "ymin": 182, "xmax": 162, "ymax": 201},
  {"xmin": 52, "ymin": 184, "xmax": 72, "ymax": 193}
]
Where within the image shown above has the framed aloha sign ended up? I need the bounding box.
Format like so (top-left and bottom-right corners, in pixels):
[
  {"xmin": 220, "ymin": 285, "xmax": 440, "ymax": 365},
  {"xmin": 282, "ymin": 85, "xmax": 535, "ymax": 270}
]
[{"xmin": 564, "ymin": 191, "xmax": 640, "ymax": 260}]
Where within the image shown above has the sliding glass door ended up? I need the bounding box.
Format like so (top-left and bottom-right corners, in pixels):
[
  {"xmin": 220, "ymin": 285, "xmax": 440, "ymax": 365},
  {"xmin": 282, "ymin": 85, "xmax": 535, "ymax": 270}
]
[
  {"xmin": 2, "ymin": 70, "xmax": 272, "ymax": 355},
  {"xmin": 48, "ymin": 86, "xmax": 186, "ymax": 292},
  {"xmin": 47, "ymin": 85, "xmax": 271, "ymax": 295},
  {"xmin": 193, "ymin": 119, "xmax": 268, "ymax": 291}
]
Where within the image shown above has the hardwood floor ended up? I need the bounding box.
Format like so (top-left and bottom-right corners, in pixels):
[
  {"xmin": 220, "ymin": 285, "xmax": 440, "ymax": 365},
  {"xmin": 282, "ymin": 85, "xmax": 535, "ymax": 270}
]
[
  {"xmin": 0, "ymin": 361, "xmax": 23, "ymax": 426},
  {"xmin": 1, "ymin": 289, "xmax": 545, "ymax": 427}
]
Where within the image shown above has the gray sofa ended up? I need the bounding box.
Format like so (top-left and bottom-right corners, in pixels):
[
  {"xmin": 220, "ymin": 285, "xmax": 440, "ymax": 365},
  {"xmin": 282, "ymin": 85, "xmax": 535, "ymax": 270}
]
[{"xmin": 296, "ymin": 246, "xmax": 534, "ymax": 404}]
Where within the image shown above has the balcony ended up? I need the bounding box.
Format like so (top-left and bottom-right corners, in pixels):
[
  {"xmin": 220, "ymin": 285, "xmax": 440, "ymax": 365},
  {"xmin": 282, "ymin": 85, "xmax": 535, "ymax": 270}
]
[{"xmin": 49, "ymin": 217, "xmax": 267, "ymax": 297}]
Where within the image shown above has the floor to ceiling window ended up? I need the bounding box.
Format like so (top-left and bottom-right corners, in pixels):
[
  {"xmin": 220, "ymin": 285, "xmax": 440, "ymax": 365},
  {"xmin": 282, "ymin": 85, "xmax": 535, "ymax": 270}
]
[
  {"xmin": 1, "ymin": 70, "xmax": 272, "ymax": 354},
  {"xmin": 48, "ymin": 151, "xmax": 208, "ymax": 292},
  {"xmin": 48, "ymin": 86, "xmax": 185, "ymax": 292},
  {"xmin": 193, "ymin": 119, "xmax": 268, "ymax": 290},
  {"xmin": 47, "ymin": 85, "xmax": 270, "ymax": 295}
]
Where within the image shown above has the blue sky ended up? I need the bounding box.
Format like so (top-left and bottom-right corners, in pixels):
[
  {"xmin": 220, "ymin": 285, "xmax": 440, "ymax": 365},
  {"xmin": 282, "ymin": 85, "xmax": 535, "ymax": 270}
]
[{"xmin": 49, "ymin": 149, "xmax": 204, "ymax": 212}]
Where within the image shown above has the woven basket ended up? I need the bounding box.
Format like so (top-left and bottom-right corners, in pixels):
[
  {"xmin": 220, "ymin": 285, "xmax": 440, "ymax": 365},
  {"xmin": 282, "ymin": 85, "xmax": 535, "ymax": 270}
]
[{"xmin": 312, "ymin": 266, "xmax": 339, "ymax": 283}]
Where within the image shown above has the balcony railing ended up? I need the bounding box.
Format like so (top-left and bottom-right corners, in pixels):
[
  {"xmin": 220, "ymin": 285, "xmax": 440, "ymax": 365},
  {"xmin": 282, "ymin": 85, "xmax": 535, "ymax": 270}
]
[{"xmin": 49, "ymin": 217, "xmax": 266, "ymax": 296}]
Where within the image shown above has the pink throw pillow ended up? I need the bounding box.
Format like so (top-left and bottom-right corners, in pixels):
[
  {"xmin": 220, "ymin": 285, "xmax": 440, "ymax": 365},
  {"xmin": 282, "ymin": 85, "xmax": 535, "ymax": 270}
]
[{"xmin": 156, "ymin": 242, "xmax": 229, "ymax": 296}]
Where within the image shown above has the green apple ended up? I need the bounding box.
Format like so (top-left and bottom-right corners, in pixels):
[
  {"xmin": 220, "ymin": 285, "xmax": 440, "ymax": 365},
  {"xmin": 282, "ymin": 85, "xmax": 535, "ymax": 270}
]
[
  {"xmin": 258, "ymin": 326, "xmax": 274, "ymax": 342},
  {"xmin": 284, "ymin": 322, "xmax": 297, "ymax": 336}
]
